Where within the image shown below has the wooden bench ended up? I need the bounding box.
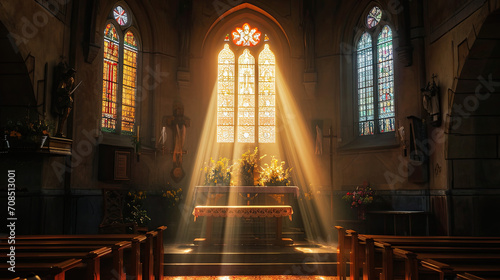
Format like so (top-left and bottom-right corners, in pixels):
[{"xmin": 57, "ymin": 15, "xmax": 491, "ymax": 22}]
[
  {"xmin": 0, "ymin": 226, "xmax": 166, "ymax": 280},
  {"xmin": 0, "ymin": 258, "xmax": 82, "ymax": 280},
  {"xmin": 335, "ymin": 226, "xmax": 500, "ymax": 280}
]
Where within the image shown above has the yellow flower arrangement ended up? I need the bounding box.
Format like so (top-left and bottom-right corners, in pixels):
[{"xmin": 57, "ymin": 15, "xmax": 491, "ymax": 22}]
[
  {"xmin": 202, "ymin": 157, "xmax": 233, "ymax": 186},
  {"xmin": 161, "ymin": 187, "xmax": 183, "ymax": 208},
  {"xmin": 259, "ymin": 157, "xmax": 293, "ymax": 186},
  {"xmin": 234, "ymin": 147, "xmax": 266, "ymax": 186}
]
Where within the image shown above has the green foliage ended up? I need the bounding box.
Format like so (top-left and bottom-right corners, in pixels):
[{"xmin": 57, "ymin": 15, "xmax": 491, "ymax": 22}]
[{"xmin": 124, "ymin": 191, "xmax": 150, "ymax": 226}]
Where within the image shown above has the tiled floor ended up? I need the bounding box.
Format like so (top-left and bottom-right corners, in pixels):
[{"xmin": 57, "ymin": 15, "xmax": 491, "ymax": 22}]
[{"xmin": 164, "ymin": 276, "xmax": 338, "ymax": 280}]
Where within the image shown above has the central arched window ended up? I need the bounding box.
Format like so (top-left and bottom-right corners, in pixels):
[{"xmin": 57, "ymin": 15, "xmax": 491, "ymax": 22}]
[
  {"xmin": 217, "ymin": 23, "xmax": 275, "ymax": 143},
  {"xmin": 356, "ymin": 6, "xmax": 395, "ymax": 136},
  {"xmin": 101, "ymin": 5, "xmax": 139, "ymax": 135}
]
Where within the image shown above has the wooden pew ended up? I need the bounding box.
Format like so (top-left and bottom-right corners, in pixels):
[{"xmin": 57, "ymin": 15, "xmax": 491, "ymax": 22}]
[
  {"xmin": 335, "ymin": 226, "xmax": 351, "ymax": 280},
  {"xmin": 365, "ymin": 235, "xmax": 500, "ymax": 280},
  {"xmin": 456, "ymin": 272, "xmax": 498, "ymax": 280},
  {"xmin": 4, "ymin": 240, "xmax": 129, "ymax": 280},
  {"xmin": 337, "ymin": 227, "xmax": 500, "ymax": 280},
  {"xmin": 2, "ymin": 232, "xmax": 160, "ymax": 280},
  {"xmin": 0, "ymin": 247, "xmax": 111, "ymax": 280},
  {"xmin": 0, "ymin": 258, "xmax": 82, "ymax": 280},
  {"xmin": 0, "ymin": 226, "xmax": 166, "ymax": 280}
]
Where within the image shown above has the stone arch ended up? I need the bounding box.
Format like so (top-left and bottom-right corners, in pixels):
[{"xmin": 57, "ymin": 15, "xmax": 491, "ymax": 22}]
[{"xmin": 447, "ymin": 8, "xmax": 500, "ymax": 235}]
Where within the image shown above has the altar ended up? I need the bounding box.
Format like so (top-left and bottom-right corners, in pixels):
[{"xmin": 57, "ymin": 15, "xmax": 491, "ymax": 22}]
[
  {"xmin": 192, "ymin": 186, "xmax": 299, "ymax": 246},
  {"xmin": 194, "ymin": 186, "xmax": 299, "ymax": 206}
]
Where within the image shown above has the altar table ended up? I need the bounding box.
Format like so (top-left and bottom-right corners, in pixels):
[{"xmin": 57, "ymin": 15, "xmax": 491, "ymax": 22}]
[
  {"xmin": 192, "ymin": 205, "xmax": 293, "ymax": 245},
  {"xmin": 193, "ymin": 186, "xmax": 299, "ymax": 206}
]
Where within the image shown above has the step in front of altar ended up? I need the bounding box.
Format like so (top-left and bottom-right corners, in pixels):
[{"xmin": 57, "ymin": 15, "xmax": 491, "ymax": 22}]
[{"xmin": 163, "ymin": 242, "xmax": 338, "ymax": 276}]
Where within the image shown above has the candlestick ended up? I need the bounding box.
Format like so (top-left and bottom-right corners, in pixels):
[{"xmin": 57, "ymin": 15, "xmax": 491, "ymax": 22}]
[{"xmin": 137, "ymin": 125, "xmax": 140, "ymax": 139}]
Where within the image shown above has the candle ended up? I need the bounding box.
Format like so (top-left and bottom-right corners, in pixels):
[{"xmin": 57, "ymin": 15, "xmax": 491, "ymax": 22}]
[{"xmin": 161, "ymin": 126, "xmax": 166, "ymax": 145}]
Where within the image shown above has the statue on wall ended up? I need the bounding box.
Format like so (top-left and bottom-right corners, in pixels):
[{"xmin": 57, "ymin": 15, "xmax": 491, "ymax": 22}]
[
  {"xmin": 52, "ymin": 63, "xmax": 81, "ymax": 137},
  {"xmin": 166, "ymin": 102, "xmax": 190, "ymax": 182},
  {"xmin": 421, "ymin": 74, "xmax": 441, "ymax": 127}
]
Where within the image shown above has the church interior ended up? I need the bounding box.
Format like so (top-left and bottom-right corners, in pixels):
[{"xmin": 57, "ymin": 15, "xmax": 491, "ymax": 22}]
[{"xmin": 1, "ymin": 0, "xmax": 500, "ymax": 279}]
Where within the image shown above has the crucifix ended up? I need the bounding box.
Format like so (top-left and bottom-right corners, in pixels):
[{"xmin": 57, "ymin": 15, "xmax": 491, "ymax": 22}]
[{"xmin": 165, "ymin": 102, "xmax": 190, "ymax": 183}]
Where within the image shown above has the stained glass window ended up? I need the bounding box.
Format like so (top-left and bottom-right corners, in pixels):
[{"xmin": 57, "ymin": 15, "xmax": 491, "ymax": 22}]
[
  {"xmin": 367, "ymin": 6, "xmax": 382, "ymax": 28},
  {"xmin": 216, "ymin": 39, "xmax": 276, "ymax": 143},
  {"xmin": 102, "ymin": 6, "xmax": 139, "ymax": 135},
  {"xmin": 356, "ymin": 10, "xmax": 395, "ymax": 136},
  {"xmin": 258, "ymin": 44, "xmax": 275, "ymax": 143},
  {"xmin": 377, "ymin": 26, "xmax": 394, "ymax": 133},
  {"xmin": 121, "ymin": 31, "xmax": 137, "ymax": 134},
  {"xmin": 232, "ymin": 23, "xmax": 261, "ymax": 46},
  {"xmin": 113, "ymin": 6, "xmax": 128, "ymax": 26},
  {"xmin": 102, "ymin": 23, "xmax": 119, "ymax": 132},
  {"xmin": 217, "ymin": 44, "xmax": 235, "ymax": 143},
  {"xmin": 237, "ymin": 49, "xmax": 256, "ymax": 143},
  {"xmin": 357, "ymin": 32, "xmax": 374, "ymax": 136}
]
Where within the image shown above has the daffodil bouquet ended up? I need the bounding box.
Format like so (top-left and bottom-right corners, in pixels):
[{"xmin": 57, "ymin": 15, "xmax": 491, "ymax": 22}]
[
  {"xmin": 259, "ymin": 157, "xmax": 292, "ymax": 186},
  {"xmin": 161, "ymin": 187, "xmax": 183, "ymax": 208},
  {"xmin": 235, "ymin": 147, "xmax": 266, "ymax": 186},
  {"xmin": 202, "ymin": 157, "xmax": 232, "ymax": 186}
]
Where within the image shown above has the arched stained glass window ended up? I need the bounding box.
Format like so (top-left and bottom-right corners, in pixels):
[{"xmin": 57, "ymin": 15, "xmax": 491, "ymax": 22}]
[
  {"xmin": 258, "ymin": 44, "xmax": 275, "ymax": 143},
  {"xmin": 377, "ymin": 26, "xmax": 394, "ymax": 133},
  {"xmin": 121, "ymin": 31, "xmax": 138, "ymax": 134},
  {"xmin": 357, "ymin": 32, "xmax": 374, "ymax": 135},
  {"xmin": 237, "ymin": 49, "xmax": 256, "ymax": 143},
  {"xmin": 356, "ymin": 7, "xmax": 395, "ymax": 136},
  {"xmin": 101, "ymin": 5, "xmax": 139, "ymax": 135},
  {"xmin": 216, "ymin": 26, "xmax": 276, "ymax": 144},
  {"xmin": 102, "ymin": 23, "xmax": 119, "ymax": 132},
  {"xmin": 217, "ymin": 44, "xmax": 235, "ymax": 143}
]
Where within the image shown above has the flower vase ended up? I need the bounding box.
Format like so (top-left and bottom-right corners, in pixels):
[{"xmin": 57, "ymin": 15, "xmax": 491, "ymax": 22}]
[{"xmin": 357, "ymin": 206, "xmax": 366, "ymax": 220}]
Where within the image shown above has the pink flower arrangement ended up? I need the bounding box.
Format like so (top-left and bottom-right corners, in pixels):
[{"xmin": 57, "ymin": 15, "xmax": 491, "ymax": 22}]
[{"xmin": 342, "ymin": 181, "xmax": 375, "ymax": 208}]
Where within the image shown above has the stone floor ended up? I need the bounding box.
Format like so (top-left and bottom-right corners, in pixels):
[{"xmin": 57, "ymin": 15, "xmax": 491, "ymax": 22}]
[
  {"xmin": 163, "ymin": 276, "xmax": 339, "ymax": 279},
  {"xmin": 163, "ymin": 241, "xmax": 338, "ymax": 277}
]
